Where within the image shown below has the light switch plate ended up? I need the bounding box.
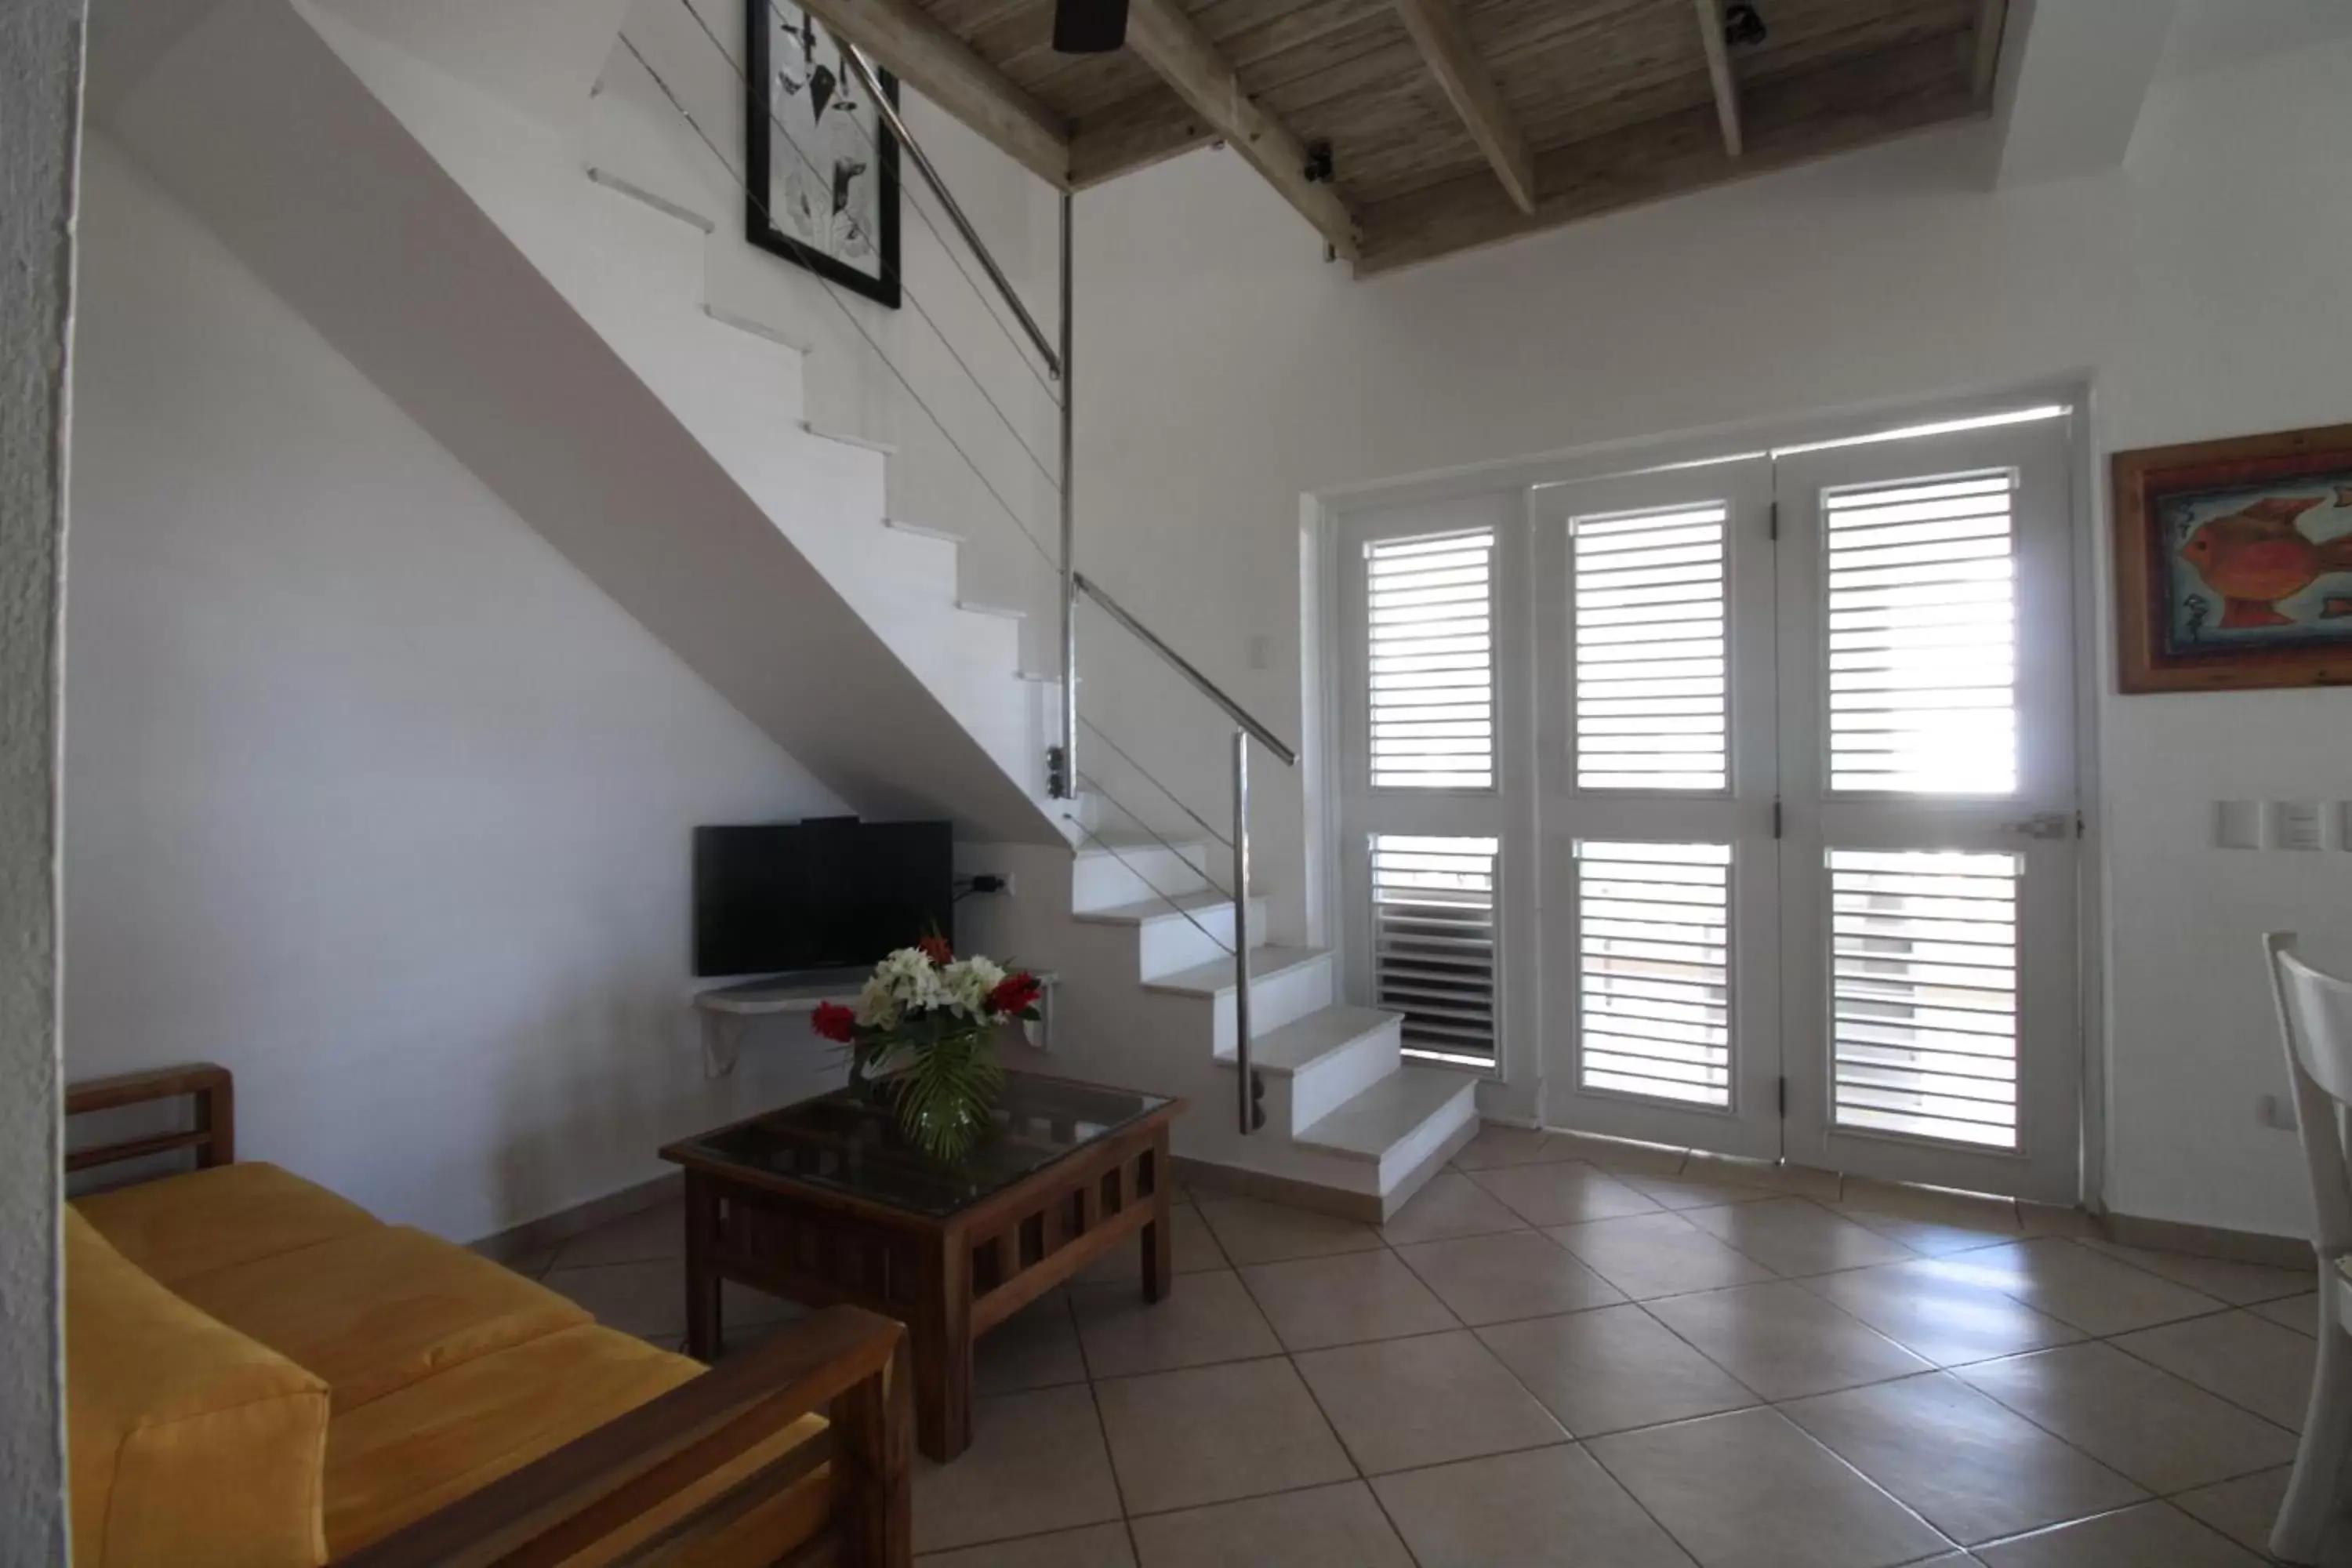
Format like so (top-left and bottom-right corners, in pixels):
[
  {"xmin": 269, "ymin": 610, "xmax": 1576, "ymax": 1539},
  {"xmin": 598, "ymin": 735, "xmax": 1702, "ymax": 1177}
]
[
  {"xmin": 2215, "ymin": 800, "xmax": 2263, "ymax": 851},
  {"xmin": 2274, "ymin": 801, "xmax": 2325, "ymax": 852}
]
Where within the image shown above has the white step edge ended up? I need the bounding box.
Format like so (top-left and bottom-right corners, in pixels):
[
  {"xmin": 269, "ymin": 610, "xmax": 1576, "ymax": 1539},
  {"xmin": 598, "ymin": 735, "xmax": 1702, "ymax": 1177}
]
[
  {"xmin": 1075, "ymin": 834, "xmax": 1210, "ymax": 859},
  {"xmin": 1072, "ymin": 890, "xmax": 1247, "ymax": 927},
  {"xmin": 702, "ymin": 303, "xmax": 812, "ymax": 354},
  {"xmin": 1215, "ymin": 1003, "xmax": 1396, "ymax": 1075},
  {"xmin": 584, "ymin": 166, "xmax": 716, "ymax": 233},
  {"xmin": 1014, "ymin": 670, "xmax": 1059, "ymax": 684},
  {"xmin": 1295, "ymin": 1065, "xmax": 1479, "ymax": 1164},
  {"xmin": 956, "ymin": 601, "xmax": 1027, "ymax": 621},
  {"xmin": 800, "ymin": 421, "xmax": 896, "ymax": 456},
  {"xmin": 883, "ymin": 517, "xmax": 966, "ymax": 545},
  {"xmin": 1142, "ymin": 945, "xmax": 1327, "ymax": 999}
]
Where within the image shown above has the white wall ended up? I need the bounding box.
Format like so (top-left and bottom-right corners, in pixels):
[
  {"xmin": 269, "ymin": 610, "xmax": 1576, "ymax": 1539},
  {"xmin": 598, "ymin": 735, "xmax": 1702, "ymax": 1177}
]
[
  {"xmin": 1072, "ymin": 33, "xmax": 2352, "ymax": 1236},
  {"xmin": 1, "ymin": 0, "xmax": 82, "ymax": 1553},
  {"xmin": 64, "ymin": 139, "xmax": 852, "ymax": 1243}
]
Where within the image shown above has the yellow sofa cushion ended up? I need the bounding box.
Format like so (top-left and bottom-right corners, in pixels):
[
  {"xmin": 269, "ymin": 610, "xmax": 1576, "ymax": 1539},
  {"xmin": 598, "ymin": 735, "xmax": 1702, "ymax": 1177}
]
[
  {"xmin": 73, "ymin": 1162, "xmax": 380, "ymax": 1287},
  {"xmin": 324, "ymin": 1323, "xmax": 710, "ymax": 1554},
  {"xmin": 66, "ymin": 1208, "xmax": 330, "ymax": 1568},
  {"xmin": 175, "ymin": 1225, "xmax": 591, "ymax": 1412}
]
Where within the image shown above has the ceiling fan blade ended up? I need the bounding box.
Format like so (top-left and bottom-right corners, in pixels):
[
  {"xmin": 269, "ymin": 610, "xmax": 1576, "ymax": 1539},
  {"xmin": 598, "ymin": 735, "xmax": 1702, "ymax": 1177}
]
[{"xmin": 1052, "ymin": 0, "xmax": 1130, "ymax": 54}]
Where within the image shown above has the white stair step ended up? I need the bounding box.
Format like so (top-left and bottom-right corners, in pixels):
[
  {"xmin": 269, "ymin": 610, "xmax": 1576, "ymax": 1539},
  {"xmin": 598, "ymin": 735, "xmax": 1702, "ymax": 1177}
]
[
  {"xmin": 884, "ymin": 517, "xmax": 965, "ymax": 546},
  {"xmin": 800, "ymin": 421, "xmax": 896, "ymax": 456},
  {"xmin": 1221, "ymin": 1004, "xmax": 1397, "ymax": 1075},
  {"xmin": 1073, "ymin": 890, "xmax": 1239, "ymax": 927},
  {"xmin": 1297, "ymin": 1065, "xmax": 1479, "ymax": 1165},
  {"xmin": 956, "ymin": 601, "xmax": 1026, "ymax": 621},
  {"xmin": 702, "ymin": 303, "xmax": 811, "ymax": 354},
  {"xmin": 1070, "ymin": 836, "xmax": 1217, "ymax": 909},
  {"xmin": 1144, "ymin": 945, "xmax": 1326, "ymax": 999}
]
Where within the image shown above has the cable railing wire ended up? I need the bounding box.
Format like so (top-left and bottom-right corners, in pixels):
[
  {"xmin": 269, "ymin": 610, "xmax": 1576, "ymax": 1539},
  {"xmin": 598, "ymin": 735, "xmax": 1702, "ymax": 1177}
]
[
  {"xmin": 1080, "ymin": 714, "xmax": 1232, "ymax": 851},
  {"xmin": 618, "ymin": 29, "xmax": 1062, "ymax": 574},
  {"xmin": 1062, "ymin": 793, "xmax": 1240, "ymax": 962}
]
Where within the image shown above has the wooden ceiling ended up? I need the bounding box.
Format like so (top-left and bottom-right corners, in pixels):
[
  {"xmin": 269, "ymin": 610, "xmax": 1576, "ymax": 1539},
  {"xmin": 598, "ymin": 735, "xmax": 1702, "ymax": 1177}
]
[{"xmin": 800, "ymin": 0, "xmax": 2009, "ymax": 274}]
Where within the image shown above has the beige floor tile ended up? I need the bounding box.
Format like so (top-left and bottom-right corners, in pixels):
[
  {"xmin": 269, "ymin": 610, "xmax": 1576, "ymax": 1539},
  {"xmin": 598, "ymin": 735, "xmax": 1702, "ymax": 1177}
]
[
  {"xmin": 1835, "ymin": 1211, "xmax": 2023, "ymax": 1259},
  {"xmin": 1548, "ymin": 1211, "xmax": 1780, "ymax": 1301},
  {"xmin": 1192, "ymin": 1196, "xmax": 1381, "ymax": 1265},
  {"xmin": 1392, "ymin": 1229, "xmax": 1624, "ymax": 1325},
  {"xmin": 1240, "ymin": 1249, "xmax": 1458, "ymax": 1349},
  {"xmin": 1589, "ymin": 1406, "xmax": 1950, "ymax": 1568},
  {"xmin": 1973, "ymin": 1502, "xmax": 2267, "ymax": 1567},
  {"xmin": 1643, "ymin": 1280, "xmax": 1932, "ymax": 1400},
  {"xmin": 1074, "ymin": 1202, "xmax": 1227, "ymax": 1286},
  {"xmin": 1477, "ymin": 1302, "xmax": 1759, "ymax": 1436},
  {"xmin": 1832, "ymin": 1179, "xmax": 2022, "ymax": 1259},
  {"xmin": 1798, "ymin": 1258, "xmax": 2086, "ymax": 1367},
  {"xmin": 1679, "ymin": 1154, "xmax": 1843, "ymax": 1203},
  {"xmin": 1954, "ymin": 1341, "xmax": 2299, "ymax": 1494},
  {"xmin": 1069, "ymin": 1269, "xmax": 1279, "ymax": 1378},
  {"xmin": 1127, "ymin": 1481, "xmax": 1414, "ymax": 1568},
  {"xmin": 1535, "ymin": 1130, "xmax": 1691, "ymax": 1177},
  {"xmin": 975, "ymin": 1291, "xmax": 1087, "ymax": 1396},
  {"xmin": 544, "ymin": 1258, "xmax": 684, "ymax": 1339},
  {"xmin": 550, "ymin": 1201, "xmax": 684, "ymax": 1269},
  {"xmin": 2079, "ymin": 1238, "xmax": 2314, "ymax": 1305},
  {"xmin": 1293, "ymin": 1329, "xmax": 1567, "ymax": 1475},
  {"xmin": 1377, "ymin": 1171, "xmax": 1529, "ymax": 1244},
  {"xmin": 1927, "ymin": 1239, "xmax": 2227, "ymax": 1336},
  {"xmin": 1094, "ymin": 1357, "xmax": 1355, "ymax": 1515},
  {"xmin": 2170, "ymin": 1468, "xmax": 2290, "ymax": 1558},
  {"xmin": 2111, "ymin": 1310, "xmax": 2315, "ymax": 1430},
  {"xmin": 1464, "ymin": 1161, "xmax": 1662, "ymax": 1226},
  {"xmin": 1679, "ymin": 1197, "xmax": 1918, "ymax": 1277},
  {"xmin": 2015, "ymin": 1202, "xmax": 2101, "ymax": 1239},
  {"xmin": 913, "ymin": 1384, "xmax": 1123, "ymax": 1554},
  {"xmin": 1619, "ymin": 1172, "xmax": 1791, "ymax": 1211},
  {"xmin": 1780, "ymin": 1372, "xmax": 2146, "ymax": 1545},
  {"xmin": 1372, "ymin": 1444, "xmax": 1698, "ymax": 1568},
  {"xmin": 1452, "ymin": 1123, "xmax": 1581, "ymax": 1170},
  {"xmin": 916, "ymin": 1522, "xmax": 1137, "ymax": 1568},
  {"xmin": 493, "ymin": 1245, "xmax": 561, "ymax": 1279},
  {"xmin": 2253, "ymin": 1292, "xmax": 2320, "ymax": 1335}
]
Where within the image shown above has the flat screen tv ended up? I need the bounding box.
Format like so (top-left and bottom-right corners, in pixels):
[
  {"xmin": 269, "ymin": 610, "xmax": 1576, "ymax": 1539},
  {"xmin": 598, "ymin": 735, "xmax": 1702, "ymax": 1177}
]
[{"xmin": 693, "ymin": 818, "xmax": 953, "ymax": 978}]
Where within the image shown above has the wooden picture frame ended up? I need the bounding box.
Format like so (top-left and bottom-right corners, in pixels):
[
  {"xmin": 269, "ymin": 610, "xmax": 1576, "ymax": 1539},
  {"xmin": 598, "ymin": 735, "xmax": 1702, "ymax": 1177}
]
[
  {"xmin": 2112, "ymin": 422, "xmax": 2352, "ymax": 693},
  {"xmin": 746, "ymin": 0, "xmax": 902, "ymax": 310}
]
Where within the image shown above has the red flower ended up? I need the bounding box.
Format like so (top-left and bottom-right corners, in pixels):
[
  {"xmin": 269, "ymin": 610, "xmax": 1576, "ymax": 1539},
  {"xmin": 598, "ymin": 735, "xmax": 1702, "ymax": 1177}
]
[
  {"xmin": 918, "ymin": 934, "xmax": 954, "ymax": 965},
  {"xmin": 986, "ymin": 971, "xmax": 1042, "ymax": 1017},
  {"xmin": 811, "ymin": 1002, "xmax": 858, "ymax": 1044}
]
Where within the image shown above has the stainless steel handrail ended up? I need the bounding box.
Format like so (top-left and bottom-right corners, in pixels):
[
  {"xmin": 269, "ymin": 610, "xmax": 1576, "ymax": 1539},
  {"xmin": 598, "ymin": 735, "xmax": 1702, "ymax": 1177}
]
[
  {"xmin": 1072, "ymin": 573, "xmax": 1301, "ymax": 766},
  {"xmin": 836, "ymin": 42, "xmax": 1063, "ymax": 383}
]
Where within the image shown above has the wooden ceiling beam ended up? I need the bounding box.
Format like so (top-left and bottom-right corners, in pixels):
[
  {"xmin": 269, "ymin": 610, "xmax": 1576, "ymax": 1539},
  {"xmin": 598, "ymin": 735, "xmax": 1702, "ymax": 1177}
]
[
  {"xmin": 795, "ymin": 0, "xmax": 1073, "ymax": 188},
  {"xmin": 1122, "ymin": 0, "xmax": 1363, "ymax": 257},
  {"xmin": 1388, "ymin": 0, "xmax": 1535, "ymax": 213},
  {"xmin": 1971, "ymin": 0, "xmax": 2009, "ymax": 103},
  {"xmin": 1693, "ymin": 0, "xmax": 1744, "ymax": 156},
  {"xmin": 1069, "ymin": 93, "xmax": 1218, "ymax": 189}
]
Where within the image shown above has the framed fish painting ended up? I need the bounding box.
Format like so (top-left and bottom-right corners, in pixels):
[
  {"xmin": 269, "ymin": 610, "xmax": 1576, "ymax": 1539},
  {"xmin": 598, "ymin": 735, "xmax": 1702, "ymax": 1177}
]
[
  {"xmin": 745, "ymin": 0, "xmax": 901, "ymax": 309},
  {"xmin": 2114, "ymin": 422, "xmax": 2352, "ymax": 692}
]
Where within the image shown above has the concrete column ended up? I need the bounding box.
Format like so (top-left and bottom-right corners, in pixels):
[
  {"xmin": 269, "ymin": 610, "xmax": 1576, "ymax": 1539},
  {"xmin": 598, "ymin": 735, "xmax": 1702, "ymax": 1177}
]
[{"xmin": 0, "ymin": 0, "xmax": 85, "ymax": 1559}]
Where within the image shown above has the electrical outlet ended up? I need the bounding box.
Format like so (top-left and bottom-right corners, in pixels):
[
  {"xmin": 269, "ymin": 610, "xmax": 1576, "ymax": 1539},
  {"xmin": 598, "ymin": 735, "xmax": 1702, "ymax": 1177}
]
[
  {"xmin": 2259, "ymin": 1094, "xmax": 2299, "ymax": 1132},
  {"xmin": 2214, "ymin": 800, "xmax": 2263, "ymax": 850},
  {"xmin": 2273, "ymin": 801, "xmax": 2325, "ymax": 852}
]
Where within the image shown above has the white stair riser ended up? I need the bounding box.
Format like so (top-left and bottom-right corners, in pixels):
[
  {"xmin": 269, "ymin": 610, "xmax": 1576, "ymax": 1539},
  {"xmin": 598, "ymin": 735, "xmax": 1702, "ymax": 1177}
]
[
  {"xmin": 1373, "ymin": 1080, "xmax": 1480, "ymax": 1192},
  {"xmin": 1287, "ymin": 1019, "xmax": 1403, "ymax": 1131},
  {"xmin": 1132, "ymin": 898, "xmax": 1266, "ymax": 978},
  {"xmin": 1206, "ymin": 956, "xmax": 1336, "ymax": 1057},
  {"xmin": 1072, "ymin": 845, "xmax": 1213, "ymax": 911}
]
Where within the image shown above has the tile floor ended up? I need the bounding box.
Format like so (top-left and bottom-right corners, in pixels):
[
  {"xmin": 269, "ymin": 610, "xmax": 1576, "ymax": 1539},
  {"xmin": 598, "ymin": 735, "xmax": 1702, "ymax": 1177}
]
[{"xmin": 513, "ymin": 1126, "xmax": 2351, "ymax": 1566}]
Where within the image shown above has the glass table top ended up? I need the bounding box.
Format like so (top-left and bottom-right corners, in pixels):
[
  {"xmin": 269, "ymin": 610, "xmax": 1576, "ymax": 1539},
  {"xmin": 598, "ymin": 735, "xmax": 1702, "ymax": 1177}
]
[{"xmin": 671, "ymin": 1075, "xmax": 1173, "ymax": 1218}]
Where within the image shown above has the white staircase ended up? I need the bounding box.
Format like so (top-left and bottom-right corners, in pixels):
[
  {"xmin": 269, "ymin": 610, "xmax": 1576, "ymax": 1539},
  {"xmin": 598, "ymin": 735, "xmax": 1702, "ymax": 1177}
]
[{"xmin": 107, "ymin": 0, "xmax": 1475, "ymax": 1217}]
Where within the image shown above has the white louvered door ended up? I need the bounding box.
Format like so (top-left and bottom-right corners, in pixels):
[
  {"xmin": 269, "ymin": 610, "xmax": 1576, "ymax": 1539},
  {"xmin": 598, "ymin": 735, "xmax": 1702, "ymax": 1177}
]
[
  {"xmin": 1534, "ymin": 459, "xmax": 1786, "ymax": 1158},
  {"xmin": 1775, "ymin": 418, "xmax": 2080, "ymax": 1202}
]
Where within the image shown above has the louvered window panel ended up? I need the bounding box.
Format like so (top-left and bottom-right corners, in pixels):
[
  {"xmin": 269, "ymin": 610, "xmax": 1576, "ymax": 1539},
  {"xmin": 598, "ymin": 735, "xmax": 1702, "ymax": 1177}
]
[
  {"xmin": 1367, "ymin": 531, "xmax": 1494, "ymax": 790},
  {"xmin": 1573, "ymin": 503, "xmax": 1728, "ymax": 792},
  {"xmin": 1830, "ymin": 850, "xmax": 2021, "ymax": 1149},
  {"xmin": 1372, "ymin": 835, "xmax": 1499, "ymax": 1067},
  {"xmin": 1576, "ymin": 842, "xmax": 1732, "ymax": 1107},
  {"xmin": 1824, "ymin": 473, "xmax": 2018, "ymax": 794}
]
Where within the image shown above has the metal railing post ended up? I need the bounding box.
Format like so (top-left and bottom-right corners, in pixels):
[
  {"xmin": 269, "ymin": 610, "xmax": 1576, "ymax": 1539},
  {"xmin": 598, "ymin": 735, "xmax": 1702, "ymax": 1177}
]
[
  {"xmin": 1058, "ymin": 189, "xmax": 1077, "ymax": 798},
  {"xmin": 1232, "ymin": 728, "xmax": 1256, "ymax": 1134}
]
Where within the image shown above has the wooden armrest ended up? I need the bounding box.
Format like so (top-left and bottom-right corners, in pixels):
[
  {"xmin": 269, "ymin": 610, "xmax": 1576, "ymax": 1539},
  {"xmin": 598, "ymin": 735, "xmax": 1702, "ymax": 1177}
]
[
  {"xmin": 64, "ymin": 1062, "xmax": 234, "ymax": 1174},
  {"xmin": 337, "ymin": 1305, "xmax": 911, "ymax": 1568}
]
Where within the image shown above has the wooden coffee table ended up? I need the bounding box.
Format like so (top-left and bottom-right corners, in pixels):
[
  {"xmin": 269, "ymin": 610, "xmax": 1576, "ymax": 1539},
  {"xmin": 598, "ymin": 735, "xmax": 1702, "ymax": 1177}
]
[{"xmin": 661, "ymin": 1074, "xmax": 1185, "ymax": 1461}]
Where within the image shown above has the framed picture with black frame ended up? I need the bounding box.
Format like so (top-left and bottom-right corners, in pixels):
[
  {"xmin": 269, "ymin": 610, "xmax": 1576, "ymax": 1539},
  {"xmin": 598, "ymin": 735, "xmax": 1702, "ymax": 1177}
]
[{"xmin": 744, "ymin": 0, "xmax": 902, "ymax": 310}]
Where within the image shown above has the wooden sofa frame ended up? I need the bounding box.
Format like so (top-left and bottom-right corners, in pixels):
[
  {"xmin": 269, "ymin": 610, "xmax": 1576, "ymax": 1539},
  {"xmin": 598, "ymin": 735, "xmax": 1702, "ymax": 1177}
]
[{"xmin": 66, "ymin": 1065, "xmax": 913, "ymax": 1568}]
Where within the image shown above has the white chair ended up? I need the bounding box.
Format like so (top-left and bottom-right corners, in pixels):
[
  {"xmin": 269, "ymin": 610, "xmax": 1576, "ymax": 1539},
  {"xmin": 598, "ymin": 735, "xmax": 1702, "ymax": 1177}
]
[{"xmin": 2268, "ymin": 931, "xmax": 2352, "ymax": 1563}]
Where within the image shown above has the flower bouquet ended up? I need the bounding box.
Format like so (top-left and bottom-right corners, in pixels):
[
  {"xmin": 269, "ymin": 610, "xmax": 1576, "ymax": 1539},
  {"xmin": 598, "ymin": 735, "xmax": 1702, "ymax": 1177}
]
[{"xmin": 811, "ymin": 936, "xmax": 1044, "ymax": 1160}]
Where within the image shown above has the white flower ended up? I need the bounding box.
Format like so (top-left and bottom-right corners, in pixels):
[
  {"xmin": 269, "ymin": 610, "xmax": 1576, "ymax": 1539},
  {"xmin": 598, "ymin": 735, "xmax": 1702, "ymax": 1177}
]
[
  {"xmin": 874, "ymin": 947, "xmax": 946, "ymax": 1012},
  {"xmin": 940, "ymin": 956, "xmax": 1006, "ymax": 1019},
  {"xmin": 853, "ymin": 975, "xmax": 902, "ymax": 1031}
]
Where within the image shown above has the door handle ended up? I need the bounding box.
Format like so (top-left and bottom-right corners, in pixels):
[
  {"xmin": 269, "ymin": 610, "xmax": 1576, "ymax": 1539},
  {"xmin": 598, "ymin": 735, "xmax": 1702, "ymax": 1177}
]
[{"xmin": 2002, "ymin": 811, "xmax": 2074, "ymax": 840}]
